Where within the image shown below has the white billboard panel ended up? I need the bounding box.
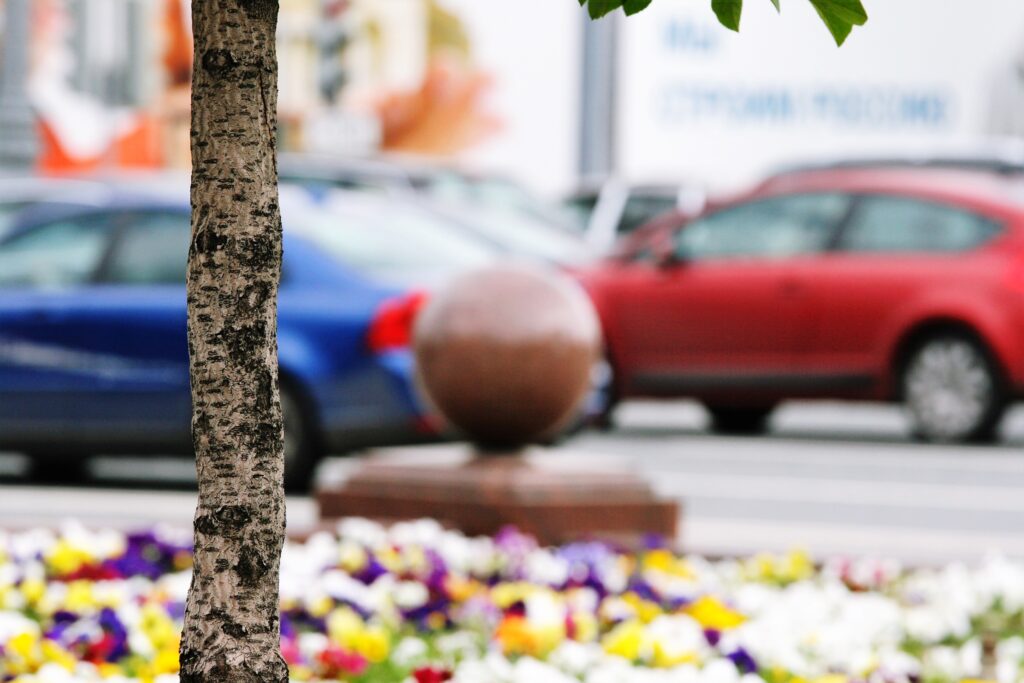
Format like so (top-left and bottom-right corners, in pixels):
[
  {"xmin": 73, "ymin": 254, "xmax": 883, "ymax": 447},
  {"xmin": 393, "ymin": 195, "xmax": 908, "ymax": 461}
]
[{"xmin": 617, "ymin": 1, "xmax": 1024, "ymax": 190}]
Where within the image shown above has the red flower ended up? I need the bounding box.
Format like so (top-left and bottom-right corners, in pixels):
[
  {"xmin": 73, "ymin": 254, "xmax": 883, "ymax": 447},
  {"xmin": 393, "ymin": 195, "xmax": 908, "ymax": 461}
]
[
  {"xmin": 317, "ymin": 645, "xmax": 369, "ymax": 676},
  {"xmin": 413, "ymin": 666, "xmax": 454, "ymax": 683}
]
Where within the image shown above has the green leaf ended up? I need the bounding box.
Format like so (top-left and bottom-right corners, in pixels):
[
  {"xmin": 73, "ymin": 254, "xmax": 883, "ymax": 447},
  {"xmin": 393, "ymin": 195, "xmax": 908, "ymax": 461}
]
[
  {"xmin": 808, "ymin": 0, "xmax": 868, "ymax": 45},
  {"xmin": 586, "ymin": 0, "xmax": 624, "ymax": 18},
  {"xmin": 623, "ymin": 0, "xmax": 654, "ymax": 15},
  {"xmin": 711, "ymin": 0, "xmax": 743, "ymax": 31},
  {"xmin": 575, "ymin": 0, "xmax": 867, "ymax": 46}
]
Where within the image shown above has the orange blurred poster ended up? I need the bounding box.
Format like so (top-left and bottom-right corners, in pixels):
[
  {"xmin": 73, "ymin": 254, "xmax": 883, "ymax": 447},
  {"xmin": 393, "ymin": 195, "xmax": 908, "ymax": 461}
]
[{"xmin": 29, "ymin": 0, "xmax": 191, "ymax": 174}]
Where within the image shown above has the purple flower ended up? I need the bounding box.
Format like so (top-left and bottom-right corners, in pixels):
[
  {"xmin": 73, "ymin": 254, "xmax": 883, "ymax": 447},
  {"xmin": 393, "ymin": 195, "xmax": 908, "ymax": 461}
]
[
  {"xmin": 354, "ymin": 557, "xmax": 388, "ymax": 585},
  {"xmin": 727, "ymin": 647, "xmax": 758, "ymax": 674},
  {"xmin": 642, "ymin": 533, "xmax": 669, "ymax": 550},
  {"xmin": 98, "ymin": 608, "xmax": 130, "ymax": 660}
]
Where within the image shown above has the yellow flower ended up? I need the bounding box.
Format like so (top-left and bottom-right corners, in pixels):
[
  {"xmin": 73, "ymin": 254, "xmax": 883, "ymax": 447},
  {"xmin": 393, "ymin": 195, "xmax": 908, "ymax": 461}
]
[
  {"xmin": 338, "ymin": 542, "xmax": 368, "ymax": 574},
  {"xmin": 743, "ymin": 549, "xmax": 814, "ymax": 584},
  {"xmin": 9, "ymin": 631, "xmax": 37, "ymax": 661},
  {"xmin": 623, "ymin": 592, "xmax": 662, "ymax": 624},
  {"xmin": 569, "ymin": 611, "xmax": 598, "ymax": 643},
  {"xmin": 377, "ymin": 547, "xmax": 403, "ymax": 573},
  {"xmin": 812, "ymin": 676, "xmax": 848, "ymax": 683},
  {"xmin": 65, "ymin": 581, "xmax": 97, "ymax": 612},
  {"xmin": 290, "ymin": 665, "xmax": 315, "ymax": 680},
  {"xmin": 445, "ymin": 575, "xmax": 480, "ymax": 603},
  {"xmin": 142, "ymin": 605, "xmax": 179, "ymax": 650},
  {"xmin": 40, "ymin": 641, "xmax": 77, "ymax": 672},
  {"xmin": 492, "ymin": 582, "xmax": 543, "ymax": 610},
  {"xmin": 602, "ymin": 619, "xmax": 645, "ymax": 661},
  {"xmin": 781, "ymin": 549, "xmax": 814, "ymax": 582},
  {"xmin": 173, "ymin": 550, "xmax": 193, "ymax": 571},
  {"xmin": 644, "ymin": 550, "xmax": 695, "ymax": 579},
  {"xmin": 45, "ymin": 540, "xmax": 93, "ymax": 576},
  {"xmin": 685, "ymin": 595, "xmax": 746, "ymax": 630},
  {"xmin": 20, "ymin": 578, "xmax": 45, "ymax": 605},
  {"xmin": 307, "ymin": 594, "xmax": 333, "ymax": 618},
  {"xmin": 653, "ymin": 641, "xmax": 698, "ymax": 668},
  {"xmin": 352, "ymin": 625, "xmax": 391, "ymax": 663},
  {"xmin": 153, "ymin": 644, "xmax": 181, "ymax": 674},
  {"xmin": 404, "ymin": 546, "xmax": 428, "ymax": 574},
  {"xmin": 98, "ymin": 663, "xmax": 123, "ymax": 677},
  {"xmin": 327, "ymin": 606, "xmax": 364, "ymax": 646},
  {"xmin": 495, "ymin": 615, "xmax": 546, "ymax": 657}
]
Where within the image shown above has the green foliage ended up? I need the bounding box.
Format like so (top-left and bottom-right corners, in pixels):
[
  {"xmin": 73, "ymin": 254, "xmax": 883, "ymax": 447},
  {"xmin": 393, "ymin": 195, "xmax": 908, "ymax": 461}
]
[
  {"xmin": 808, "ymin": 0, "xmax": 869, "ymax": 45},
  {"xmin": 578, "ymin": 0, "xmax": 654, "ymax": 19},
  {"xmin": 711, "ymin": 0, "xmax": 743, "ymax": 31},
  {"xmin": 577, "ymin": 0, "xmax": 867, "ymax": 45}
]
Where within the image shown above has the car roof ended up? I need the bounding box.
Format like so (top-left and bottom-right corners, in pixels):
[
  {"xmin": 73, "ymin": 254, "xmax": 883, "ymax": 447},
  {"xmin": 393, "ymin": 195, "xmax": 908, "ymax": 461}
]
[
  {"xmin": 279, "ymin": 153, "xmax": 505, "ymax": 189},
  {"xmin": 768, "ymin": 140, "xmax": 1024, "ymax": 178},
  {"xmin": 753, "ymin": 166, "xmax": 1024, "ymax": 215},
  {"xmin": 1, "ymin": 181, "xmax": 328, "ymax": 236}
]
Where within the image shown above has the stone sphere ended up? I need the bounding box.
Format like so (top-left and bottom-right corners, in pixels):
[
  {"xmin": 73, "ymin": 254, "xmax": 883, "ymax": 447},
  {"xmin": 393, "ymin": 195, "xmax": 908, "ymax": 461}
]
[{"xmin": 414, "ymin": 264, "xmax": 602, "ymax": 449}]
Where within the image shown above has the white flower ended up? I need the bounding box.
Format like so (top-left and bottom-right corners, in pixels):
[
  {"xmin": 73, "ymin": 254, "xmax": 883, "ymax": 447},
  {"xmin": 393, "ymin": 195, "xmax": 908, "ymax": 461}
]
[
  {"xmin": 549, "ymin": 641, "xmax": 602, "ymax": 675},
  {"xmin": 321, "ymin": 569, "xmax": 375, "ymax": 613},
  {"xmin": 297, "ymin": 632, "xmax": 329, "ymax": 661},
  {"xmin": 0, "ymin": 610, "xmax": 39, "ymax": 641},
  {"xmin": 702, "ymin": 658, "xmax": 740, "ymax": 683},
  {"xmin": 389, "ymin": 519, "xmax": 446, "ymax": 548},
  {"xmin": 393, "ymin": 580, "xmax": 430, "ymax": 610},
  {"xmin": 526, "ymin": 550, "xmax": 570, "ymax": 586},
  {"xmin": 437, "ymin": 630, "xmax": 482, "ymax": 658},
  {"xmin": 453, "ymin": 650, "xmax": 516, "ymax": 683},
  {"xmin": 526, "ymin": 590, "xmax": 566, "ymax": 631},
  {"xmin": 392, "ymin": 636, "xmax": 429, "ymax": 667},
  {"xmin": 645, "ymin": 614, "xmax": 707, "ymax": 661},
  {"xmin": 336, "ymin": 517, "xmax": 387, "ymax": 547},
  {"xmin": 514, "ymin": 657, "xmax": 579, "ymax": 683}
]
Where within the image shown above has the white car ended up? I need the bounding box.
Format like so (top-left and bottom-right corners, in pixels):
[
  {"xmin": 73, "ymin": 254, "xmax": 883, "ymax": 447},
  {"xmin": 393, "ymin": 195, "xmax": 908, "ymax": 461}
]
[{"xmin": 565, "ymin": 178, "xmax": 706, "ymax": 253}]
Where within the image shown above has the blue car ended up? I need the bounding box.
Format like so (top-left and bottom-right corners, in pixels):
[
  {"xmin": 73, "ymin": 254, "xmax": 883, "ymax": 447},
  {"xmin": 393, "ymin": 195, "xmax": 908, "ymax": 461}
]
[{"xmin": 0, "ymin": 185, "xmax": 496, "ymax": 490}]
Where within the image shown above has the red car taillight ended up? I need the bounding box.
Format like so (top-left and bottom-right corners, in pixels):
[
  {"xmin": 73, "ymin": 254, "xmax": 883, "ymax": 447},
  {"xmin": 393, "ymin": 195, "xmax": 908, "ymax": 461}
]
[{"xmin": 367, "ymin": 291, "xmax": 429, "ymax": 353}]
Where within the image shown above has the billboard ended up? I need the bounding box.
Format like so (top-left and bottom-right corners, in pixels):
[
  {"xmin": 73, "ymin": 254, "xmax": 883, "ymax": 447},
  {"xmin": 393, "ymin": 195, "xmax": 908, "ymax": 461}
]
[{"xmin": 617, "ymin": 1, "xmax": 1024, "ymax": 190}]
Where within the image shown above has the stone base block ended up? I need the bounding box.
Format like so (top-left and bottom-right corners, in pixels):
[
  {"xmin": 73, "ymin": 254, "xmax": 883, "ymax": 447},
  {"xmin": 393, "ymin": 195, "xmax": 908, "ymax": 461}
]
[{"xmin": 316, "ymin": 446, "xmax": 680, "ymax": 546}]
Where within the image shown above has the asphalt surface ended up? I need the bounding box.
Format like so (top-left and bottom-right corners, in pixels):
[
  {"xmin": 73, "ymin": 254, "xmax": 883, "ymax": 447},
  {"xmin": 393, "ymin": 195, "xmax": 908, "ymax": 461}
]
[{"xmin": 3, "ymin": 400, "xmax": 1024, "ymax": 564}]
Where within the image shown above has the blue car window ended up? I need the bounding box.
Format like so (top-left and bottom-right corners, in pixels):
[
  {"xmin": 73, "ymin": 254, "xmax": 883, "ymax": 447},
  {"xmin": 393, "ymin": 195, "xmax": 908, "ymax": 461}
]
[
  {"xmin": 676, "ymin": 193, "xmax": 851, "ymax": 262},
  {"xmin": 290, "ymin": 201, "xmax": 497, "ymax": 284},
  {"xmin": 838, "ymin": 195, "xmax": 1002, "ymax": 253},
  {"xmin": 107, "ymin": 211, "xmax": 191, "ymax": 285},
  {"xmin": 0, "ymin": 214, "xmax": 115, "ymax": 289}
]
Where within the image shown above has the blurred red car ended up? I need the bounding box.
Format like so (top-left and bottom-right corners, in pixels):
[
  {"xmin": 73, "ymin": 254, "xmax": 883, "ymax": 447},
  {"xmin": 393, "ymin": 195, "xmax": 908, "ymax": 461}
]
[{"xmin": 578, "ymin": 167, "xmax": 1024, "ymax": 443}]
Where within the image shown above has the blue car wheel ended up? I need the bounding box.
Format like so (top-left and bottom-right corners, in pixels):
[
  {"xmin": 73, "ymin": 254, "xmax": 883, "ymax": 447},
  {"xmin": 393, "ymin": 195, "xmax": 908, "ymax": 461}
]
[{"xmin": 281, "ymin": 382, "xmax": 323, "ymax": 493}]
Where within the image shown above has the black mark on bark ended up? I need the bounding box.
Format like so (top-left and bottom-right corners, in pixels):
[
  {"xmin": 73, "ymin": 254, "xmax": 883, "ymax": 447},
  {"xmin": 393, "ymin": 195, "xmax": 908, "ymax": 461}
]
[
  {"xmin": 235, "ymin": 544, "xmax": 272, "ymax": 586},
  {"xmin": 201, "ymin": 49, "xmax": 239, "ymax": 76},
  {"xmin": 195, "ymin": 505, "xmax": 253, "ymax": 535}
]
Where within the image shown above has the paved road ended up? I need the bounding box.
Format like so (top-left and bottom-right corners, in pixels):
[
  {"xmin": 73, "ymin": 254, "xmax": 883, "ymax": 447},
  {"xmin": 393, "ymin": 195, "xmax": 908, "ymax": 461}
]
[{"xmin": 3, "ymin": 400, "xmax": 1024, "ymax": 563}]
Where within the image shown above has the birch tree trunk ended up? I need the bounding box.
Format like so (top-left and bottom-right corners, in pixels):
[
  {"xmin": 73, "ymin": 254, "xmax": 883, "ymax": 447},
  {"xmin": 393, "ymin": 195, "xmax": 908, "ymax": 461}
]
[{"xmin": 179, "ymin": 1, "xmax": 288, "ymax": 681}]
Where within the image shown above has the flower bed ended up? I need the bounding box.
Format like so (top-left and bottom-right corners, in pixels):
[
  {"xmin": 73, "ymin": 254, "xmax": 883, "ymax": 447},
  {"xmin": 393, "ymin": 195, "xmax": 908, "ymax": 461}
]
[{"xmin": 1, "ymin": 520, "xmax": 1023, "ymax": 683}]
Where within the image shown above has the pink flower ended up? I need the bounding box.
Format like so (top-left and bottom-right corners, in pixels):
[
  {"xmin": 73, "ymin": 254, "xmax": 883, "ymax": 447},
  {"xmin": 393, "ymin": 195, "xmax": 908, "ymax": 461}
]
[{"xmin": 318, "ymin": 645, "xmax": 369, "ymax": 676}]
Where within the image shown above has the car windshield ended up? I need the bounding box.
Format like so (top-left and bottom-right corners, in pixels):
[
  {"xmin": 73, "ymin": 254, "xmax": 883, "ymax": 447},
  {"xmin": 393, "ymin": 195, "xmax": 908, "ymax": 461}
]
[
  {"xmin": 469, "ymin": 209, "xmax": 591, "ymax": 265},
  {"xmin": 0, "ymin": 201, "xmax": 30, "ymax": 239},
  {"xmin": 285, "ymin": 194, "xmax": 498, "ymax": 285},
  {"xmin": 426, "ymin": 201, "xmax": 592, "ymax": 265},
  {"xmin": 426, "ymin": 173, "xmax": 574, "ymax": 229},
  {"xmin": 563, "ymin": 194, "xmax": 600, "ymax": 232}
]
